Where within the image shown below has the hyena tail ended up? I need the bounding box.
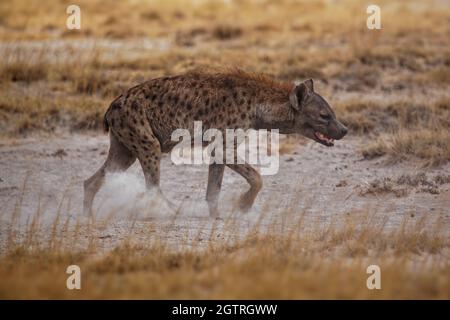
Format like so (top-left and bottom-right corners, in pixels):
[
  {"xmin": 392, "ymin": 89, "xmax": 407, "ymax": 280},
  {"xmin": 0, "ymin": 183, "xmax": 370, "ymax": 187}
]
[{"xmin": 103, "ymin": 95, "xmax": 123, "ymax": 133}]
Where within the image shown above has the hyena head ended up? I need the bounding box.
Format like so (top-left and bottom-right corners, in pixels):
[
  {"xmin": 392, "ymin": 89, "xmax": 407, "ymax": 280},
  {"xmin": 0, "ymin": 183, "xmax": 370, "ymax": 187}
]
[{"xmin": 289, "ymin": 79, "xmax": 347, "ymax": 147}]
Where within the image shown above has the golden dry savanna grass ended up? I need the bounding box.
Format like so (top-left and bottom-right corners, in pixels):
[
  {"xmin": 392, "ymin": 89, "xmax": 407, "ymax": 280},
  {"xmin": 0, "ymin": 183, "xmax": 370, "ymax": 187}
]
[
  {"xmin": 1, "ymin": 199, "xmax": 449, "ymax": 299},
  {"xmin": 1, "ymin": 0, "xmax": 449, "ymax": 164}
]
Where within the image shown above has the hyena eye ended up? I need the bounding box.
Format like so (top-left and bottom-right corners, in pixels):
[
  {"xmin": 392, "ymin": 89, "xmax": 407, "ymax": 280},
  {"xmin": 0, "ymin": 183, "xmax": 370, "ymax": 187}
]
[{"xmin": 320, "ymin": 114, "xmax": 331, "ymax": 121}]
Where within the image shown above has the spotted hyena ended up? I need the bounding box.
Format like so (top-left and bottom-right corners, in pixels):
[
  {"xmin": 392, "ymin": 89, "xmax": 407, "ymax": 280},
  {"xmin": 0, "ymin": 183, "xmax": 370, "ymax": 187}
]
[{"xmin": 83, "ymin": 70, "xmax": 347, "ymax": 217}]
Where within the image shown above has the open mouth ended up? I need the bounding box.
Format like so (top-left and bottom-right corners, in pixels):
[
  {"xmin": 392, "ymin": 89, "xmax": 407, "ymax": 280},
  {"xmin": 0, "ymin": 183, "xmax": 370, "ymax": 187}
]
[{"xmin": 314, "ymin": 132, "xmax": 334, "ymax": 147}]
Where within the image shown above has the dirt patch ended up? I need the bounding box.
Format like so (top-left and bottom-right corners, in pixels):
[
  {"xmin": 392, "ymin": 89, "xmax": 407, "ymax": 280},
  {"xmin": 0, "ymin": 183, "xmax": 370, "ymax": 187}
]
[{"xmin": 1, "ymin": 133, "xmax": 449, "ymax": 253}]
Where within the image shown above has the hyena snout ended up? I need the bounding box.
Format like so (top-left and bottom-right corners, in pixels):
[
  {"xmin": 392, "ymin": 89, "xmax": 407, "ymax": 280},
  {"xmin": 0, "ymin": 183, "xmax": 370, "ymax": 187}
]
[
  {"xmin": 328, "ymin": 120, "xmax": 348, "ymax": 140},
  {"xmin": 336, "ymin": 121, "xmax": 348, "ymax": 139}
]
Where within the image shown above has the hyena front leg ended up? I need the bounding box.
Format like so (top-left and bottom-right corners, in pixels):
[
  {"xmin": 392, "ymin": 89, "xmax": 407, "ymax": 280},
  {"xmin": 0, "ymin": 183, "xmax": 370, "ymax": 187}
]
[
  {"xmin": 206, "ymin": 163, "xmax": 225, "ymax": 218},
  {"xmin": 226, "ymin": 163, "xmax": 262, "ymax": 212}
]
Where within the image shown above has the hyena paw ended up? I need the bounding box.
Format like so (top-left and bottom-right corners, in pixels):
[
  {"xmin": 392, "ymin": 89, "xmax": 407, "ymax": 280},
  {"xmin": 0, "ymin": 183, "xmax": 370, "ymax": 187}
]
[
  {"xmin": 238, "ymin": 194, "xmax": 254, "ymax": 213},
  {"xmin": 208, "ymin": 206, "xmax": 220, "ymax": 218}
]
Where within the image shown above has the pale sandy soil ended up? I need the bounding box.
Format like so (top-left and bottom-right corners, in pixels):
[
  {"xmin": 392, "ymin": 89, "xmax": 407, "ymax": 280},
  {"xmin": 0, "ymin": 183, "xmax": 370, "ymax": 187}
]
[{"xmin": 0, "ymin": 133, "xmax": 449, "ymax": 252}]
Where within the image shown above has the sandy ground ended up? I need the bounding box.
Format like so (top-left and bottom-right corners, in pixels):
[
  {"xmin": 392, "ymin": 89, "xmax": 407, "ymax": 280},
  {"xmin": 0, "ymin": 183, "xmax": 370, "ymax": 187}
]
[{"xmin": 0, "ymin": 133, "xmax": 449, "ymax": 252}]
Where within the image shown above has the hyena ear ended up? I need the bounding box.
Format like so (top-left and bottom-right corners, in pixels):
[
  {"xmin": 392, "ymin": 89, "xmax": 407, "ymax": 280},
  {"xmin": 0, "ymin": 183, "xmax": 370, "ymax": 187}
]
[
  {"xmin": 304, "ymin": 78, "xmax": 314, "ymax": 92},
  {"xmin": 289, "ymin": 80, "xmax": 313, "ymax": 111}
]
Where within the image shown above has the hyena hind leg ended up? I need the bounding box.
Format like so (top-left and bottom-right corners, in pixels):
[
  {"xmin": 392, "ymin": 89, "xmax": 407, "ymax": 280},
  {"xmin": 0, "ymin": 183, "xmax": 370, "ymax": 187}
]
[
  {"xmin": 83, "ymin": 134, "xmax": 136, "ymax": 216},
  {"xmin": 227, "ymin": 163, "xmax": 262, "ymax": 212},
  {"xmin": 133, "ymin": 127, "xmax": 176, "ymax": 211},
  {"xmin": 206, "ymin": 163, "xmax": 225, "ymax": 218}
]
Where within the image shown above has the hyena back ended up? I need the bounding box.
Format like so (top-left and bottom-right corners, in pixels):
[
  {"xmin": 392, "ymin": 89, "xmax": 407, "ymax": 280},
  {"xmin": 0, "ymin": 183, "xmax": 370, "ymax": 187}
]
[{"xmin": 84, "ymin": 71, "xmax": 348, "ymax": 217}]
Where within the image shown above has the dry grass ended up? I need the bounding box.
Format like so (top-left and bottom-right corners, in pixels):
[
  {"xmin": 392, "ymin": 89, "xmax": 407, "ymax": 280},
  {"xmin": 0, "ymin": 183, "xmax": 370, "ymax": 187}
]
[
  {"xmin": 336, "ymin": 98, "xmax": 450, "ymax": 135},
  {"xmin": 0, "ymin": 89, "xmax": 104, "ymax": 135},
  {"xmin": 358, "ymin": 178, "xmax": 408, "ymax": 198},
  {"xmin": 334, "ymin": 97, "xmax": 450, "ymax": 166},
  {"xmin": 0, "ymin": 0, "xmax": 450, "ymax": 142},
  {"xmin": 357, "ymin": 172, "xmax": 450, "ymax": 197},
  {"xmin": 0, "ymin": 0, "xmax": 449, "ymax": 165},
  {"xmin": 361, "ymin": 128, "xmax": 450, "ymax": 167},
  {"xmin": 0, "ymin": 195, "xmax": 449, "ymax": 299}
]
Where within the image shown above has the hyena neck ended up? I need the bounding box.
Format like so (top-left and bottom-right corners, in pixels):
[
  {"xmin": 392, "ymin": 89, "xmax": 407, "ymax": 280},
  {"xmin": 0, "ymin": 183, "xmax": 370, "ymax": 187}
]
[{"xmin": 254, "ymin": 102, "xmax": 296, "ymax": 134}]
